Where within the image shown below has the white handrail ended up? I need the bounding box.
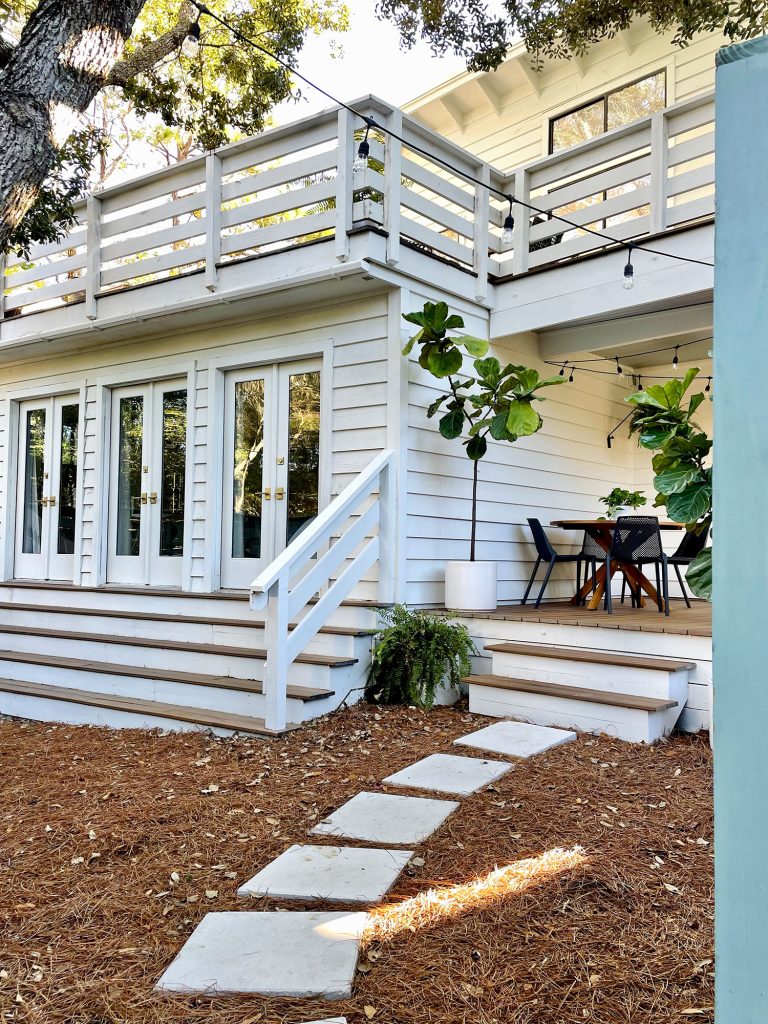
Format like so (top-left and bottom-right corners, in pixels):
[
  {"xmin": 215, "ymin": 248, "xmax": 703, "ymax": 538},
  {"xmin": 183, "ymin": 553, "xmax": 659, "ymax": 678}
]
[{"xmin": 251, "ymin": 449, "xmax": 396, "ymax": 732}]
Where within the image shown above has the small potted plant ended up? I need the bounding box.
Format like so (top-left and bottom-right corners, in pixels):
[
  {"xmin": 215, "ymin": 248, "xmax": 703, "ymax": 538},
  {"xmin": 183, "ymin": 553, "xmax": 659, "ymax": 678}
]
[
  {"xmin": 365, "ymin": 605, "xmax": 477, "ymax": 708},
  {"xmin": 599, "ymin": 487, "xmax": 647, "ymax": 519},
  {"xmin": 403, "ymin": 301, "xmax": 563, "ymax": 610}
]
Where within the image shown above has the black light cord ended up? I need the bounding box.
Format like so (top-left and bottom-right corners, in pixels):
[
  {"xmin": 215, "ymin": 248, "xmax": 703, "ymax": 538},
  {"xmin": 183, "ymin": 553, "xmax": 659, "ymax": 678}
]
[
  {"xmin": 189, "ymin": 1, "xmax": 714, "ymax": 270},
  {"xmin": 549, "ymin": 334, "xmax": 711, "ymax": 366}
]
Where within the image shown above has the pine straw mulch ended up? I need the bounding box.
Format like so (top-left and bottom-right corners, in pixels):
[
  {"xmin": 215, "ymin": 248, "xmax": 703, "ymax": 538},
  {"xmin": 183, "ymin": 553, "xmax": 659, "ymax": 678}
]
[{"xmin": 0, "ymin": 703, "xmax": 713, "ymax": 1024}]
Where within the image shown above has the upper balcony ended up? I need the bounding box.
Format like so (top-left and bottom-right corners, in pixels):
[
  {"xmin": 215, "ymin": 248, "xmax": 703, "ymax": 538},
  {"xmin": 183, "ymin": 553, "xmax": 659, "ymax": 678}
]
[{"xmin": 0, "ymin": 90, "xmax": 714, "ymax": 350}]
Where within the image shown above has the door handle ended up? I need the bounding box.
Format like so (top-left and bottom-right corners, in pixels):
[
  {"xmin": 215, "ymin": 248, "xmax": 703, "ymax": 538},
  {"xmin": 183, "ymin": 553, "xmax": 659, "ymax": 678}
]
[
  {"xmin": 39, "ymin": 497, "xmax": 48, "ymax": 507},
  {"xmin": 141, "ymin": 492, "xmax": 148, "ymax": 505},
  {"xmin": 149, "ymin": 492, "xmax": 158, "ymax": 504},
  {"xmin": 275, "ymin": 487, "xmax": 285, "ymax": 501},
  {"xmin": 49, "ymin": 496, "xmax": 56, "ymax": 507},
  {"xmin": 263, "ymin": 488, "xmax": 271, "ymax": 500}
]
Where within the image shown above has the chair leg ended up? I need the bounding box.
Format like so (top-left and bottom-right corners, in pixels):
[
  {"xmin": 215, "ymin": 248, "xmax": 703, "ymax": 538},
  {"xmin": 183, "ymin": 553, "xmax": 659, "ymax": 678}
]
[
  {"xmin": 674, "ymin": 563, "xmax": 692, "ymax": 608},
  {"xmin": 621, "ymin": 575, "xmax": 627, "ymax": 604},
  {"xmin": 534, "ymin": 558, "xmax": 556, "ymax": 608},
  {"xmin": 521, "ymin": 557, "xmax": 541, "ymax": 606},
  {"xmin": 576, "ymin": 558, "xmax": 582, "ymax": 600},
  {"xmin": 662, "ymin": 558, "xmax": 670, "ymax": 616},
  {"xmin": 654, "ymin": 562, "xmax": 663, "ymax": 612},
  {"xmin": 604, "ymin": 556, "xmax": 613, "ymax": 613}
]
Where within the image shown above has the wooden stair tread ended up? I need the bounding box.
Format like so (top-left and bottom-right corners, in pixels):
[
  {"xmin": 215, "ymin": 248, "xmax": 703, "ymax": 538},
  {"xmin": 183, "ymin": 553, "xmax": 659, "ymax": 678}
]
[
  {"xmin": 0, "ymin": 678, "xmax": 294, "ymax": 735},
  {"xmin": 0, "ymin": 623, "xmax": 356, "ymax": 668},
  {"xmin": 484, "ymin": 642, "xmax": 695, "ymax": 672},
  {"xmin": 464, "ymin": 674, "xmax": 678, "ymax": 712},
  {"xmin": 0, "ymin": 650, "xmax": 332, "ymax": 702},
  {"xmin": 0, "ymin": 602, "xmax": 372, "ymax": 638}
]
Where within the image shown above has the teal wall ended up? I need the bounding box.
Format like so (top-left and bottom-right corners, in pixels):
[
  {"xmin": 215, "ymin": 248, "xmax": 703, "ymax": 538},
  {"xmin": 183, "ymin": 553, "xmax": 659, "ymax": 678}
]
[{"xmin": 714, "ymin": 35, "xmax": 768, "ymax": 1023}]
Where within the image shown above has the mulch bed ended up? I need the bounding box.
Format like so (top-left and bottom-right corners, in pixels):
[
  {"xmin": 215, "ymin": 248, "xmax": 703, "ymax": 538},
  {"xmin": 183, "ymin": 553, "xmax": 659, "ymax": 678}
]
[{"xmin": 0, "ymin": 703, "xmax": 713, "ymax": 1023}]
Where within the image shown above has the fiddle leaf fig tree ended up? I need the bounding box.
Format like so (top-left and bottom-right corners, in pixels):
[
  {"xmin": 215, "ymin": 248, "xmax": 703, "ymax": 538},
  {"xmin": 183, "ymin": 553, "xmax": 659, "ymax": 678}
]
[
  {"xmin": 627, "ymin": 367, "xmax": 713, "ymax": 600},
  {"xmin": 403, "ymin": 301, "xmax": 563, "ymax": 560}
]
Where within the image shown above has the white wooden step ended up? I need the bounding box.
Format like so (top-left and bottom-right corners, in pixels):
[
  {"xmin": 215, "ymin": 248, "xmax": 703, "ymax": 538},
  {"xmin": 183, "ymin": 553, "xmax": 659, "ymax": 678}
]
[
  {"xmin": 484, "ymin": 641, "xmax": 692, "ymax": 703},
  {"xmin": 466, "ymin": 673, "xmax": 683, "ymax": 744}
]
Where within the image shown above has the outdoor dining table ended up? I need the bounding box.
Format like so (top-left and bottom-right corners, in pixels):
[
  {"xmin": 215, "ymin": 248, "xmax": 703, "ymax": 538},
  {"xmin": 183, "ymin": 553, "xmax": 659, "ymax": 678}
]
[{"xmin": 550, "ymin": 519, "xmax": 684, "ymax": 611}]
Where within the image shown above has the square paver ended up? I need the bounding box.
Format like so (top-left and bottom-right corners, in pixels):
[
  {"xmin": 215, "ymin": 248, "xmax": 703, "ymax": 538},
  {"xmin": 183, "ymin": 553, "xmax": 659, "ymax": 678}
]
[
  {"xmin": 454, "ymin": 720, "xmax": 576, "ymax": 758},
  {"xmin": 384, "ymin": 752, "xmax": 512, "ymax": 795},
  {"xmin": 155, "ymin": 911, "xmax": 367, "ymax": 997},
  {"xmin": 237, "ymin": 844, "xmax": 413, "ymax": 903},
  {"xmin": 310, "ymin": 791, "xmax": 459, "ymax": 846}
]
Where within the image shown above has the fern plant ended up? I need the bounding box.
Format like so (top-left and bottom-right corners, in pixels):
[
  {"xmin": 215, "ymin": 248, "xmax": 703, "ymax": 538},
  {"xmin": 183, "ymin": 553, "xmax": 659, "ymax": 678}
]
[{"xmin": 365, "ymin": 605, "xmax": 477, "ymax": 709}]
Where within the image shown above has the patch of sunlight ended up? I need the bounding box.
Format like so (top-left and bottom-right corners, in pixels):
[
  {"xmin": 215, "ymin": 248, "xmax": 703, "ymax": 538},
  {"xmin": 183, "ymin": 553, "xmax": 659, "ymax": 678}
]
[{"xmin": 365, "ymin": 846, "xmax": 587, "ymax": 941}]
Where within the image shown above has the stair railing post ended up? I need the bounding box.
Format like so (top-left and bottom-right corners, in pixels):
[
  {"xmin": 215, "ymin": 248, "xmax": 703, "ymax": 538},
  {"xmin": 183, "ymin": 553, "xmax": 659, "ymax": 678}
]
[
  {"xmin": 649, "ymin": 111, "xmax": 669, "ymax": 235},
  {"xmin": 335, "ymin": 107, "xmax": 354, "ymax": 263},
  {"xmin": 384, "ymin": 108, "xmax": 402, "ymax": 266},
  {"xmin": 85, "ymin": 194, "xmax": 101, "ymax": 321},
  {"xmin": 473, "ymin": 163, "xmax": 491, "ymax": 302},
  {"xmin": 205, "ymin": 151, "xmax": 222, "ymax": 292},
  {"xmin": 377, "ymin": 457, "xmax": 395, "ymax": 605},
  {"xmin": 511, "ymin": 169, "xmax": 530, "ymax": 275},
  {"xmin": 263, "ymin": 569, "xmax": 290, "ymax": 732}
]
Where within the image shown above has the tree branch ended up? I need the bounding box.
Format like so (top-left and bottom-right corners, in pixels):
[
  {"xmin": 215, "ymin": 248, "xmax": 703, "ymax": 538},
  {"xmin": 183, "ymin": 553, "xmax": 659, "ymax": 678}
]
[{"xmin": 108, "ymin": 0, "xmax": 196, "ymax": 86}]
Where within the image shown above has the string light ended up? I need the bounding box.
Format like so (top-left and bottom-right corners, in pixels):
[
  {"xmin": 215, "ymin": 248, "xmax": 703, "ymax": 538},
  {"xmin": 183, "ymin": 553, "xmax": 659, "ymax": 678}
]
[
  {"xmin": 189, "ymin": 1, "xmax": 714, "ymax": 271},
  {"xmin": 559, "ymin": 361, "xmax": 567, "ymax": 377},
  {"xmin": 568, "ymin": 367, "xmax": 575, "ymax": 383},
  {"xmin": 623, "ymin": 244, "xmax": 634, "ymax": 289},
  {"xmin": 705, "ymin": 377, "xmax": 712, "ymax": 392},
  {"xmin": 672, "ymin": 345, "xmax": 679, "ymax": 369},
  {"xmin": 181, "ymin": 14, "xmax": 201, "ymax": 58},
  {"xmin": 615, "ymin": 356, "xmax": 624, "ymax": 376},
  {"xmin": 353, "ymin": 120, "xmax": 373, "ymax": 172},
  {"xmin": 501, "ymin": 198, "xmax": 515, "ymax": 247}
]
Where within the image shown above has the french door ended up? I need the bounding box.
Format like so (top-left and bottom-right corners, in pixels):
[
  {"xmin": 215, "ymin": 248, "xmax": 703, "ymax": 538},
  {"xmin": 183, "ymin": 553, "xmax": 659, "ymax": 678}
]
[
  {"xmin": 221, "ymin": 359, "xmax": 322, "ymax": 589},
  {"xmin": 107, "ymin": 379, "xmax": 187, "ymax": 587},
  {"xmin": 15, "ymin": 395, "xmax": 80, "ymax": 581}
]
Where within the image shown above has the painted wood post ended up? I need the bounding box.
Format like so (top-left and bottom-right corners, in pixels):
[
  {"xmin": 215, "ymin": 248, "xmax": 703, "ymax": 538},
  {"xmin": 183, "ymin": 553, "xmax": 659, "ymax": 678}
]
[
  {"xmin": 335, "ymin": 107, "xmax": 354, "ymax": 263},
  {"xmin": 511, "ymin": 169, "xmax": 530, "ymax": 275},
  {"xmin": 377, "ymin": 458, "xmax": 395, "ymax": 605},
  {"xmin": 473, "ymin": 164, "xmax": 490, "ymax": 302},
  {"xmin": 85, "ymin": 195, "xmax": 101, "ymax": 321},
  {"xmin": 649, "ymin": 111, "xmax": 669, "ymax": 235},
  {"xmin": 713, "ymin": 34, "xmax": 768, "ymax": 1024},
  {"xmin": 263, "ymin": 571, "xmax": 290, "ymax": 733},
  {"xmin": 205, "ymin": 152, "xmax": 222, "ymax": 292},
  {"xmin": 0, "ymin": 254, "xmax": 5, "ymax": 339},
  {"xmin": 384, "ymin": 109, "xmax": 402, "ymax": 267}
]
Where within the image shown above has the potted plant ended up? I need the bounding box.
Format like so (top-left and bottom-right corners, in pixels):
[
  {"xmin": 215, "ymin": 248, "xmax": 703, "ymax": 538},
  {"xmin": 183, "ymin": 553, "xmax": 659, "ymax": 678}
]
[
  {"xmin": 402, "ymin": 301, "xmax": 564, "ymax": 611},
  {"xmin": 365, "ymin": 605, "xmax": 477, "ymax": 708},
  {"xmin": 598, "ymin": 487, "xmax": 647, "ymax": 519}
]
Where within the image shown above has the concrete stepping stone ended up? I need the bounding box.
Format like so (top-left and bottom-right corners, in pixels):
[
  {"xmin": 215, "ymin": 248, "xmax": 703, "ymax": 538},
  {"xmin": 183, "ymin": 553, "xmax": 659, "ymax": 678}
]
[
  {"xmin": 155, "ymin": 911, "xmax": 368, "ymax": 997},
  {"xmin": 384, "ymin": 752, "xmax": 512, "ymax": 795},
  {"xmin": 237, "ymin": 844, "xmax": 413, "ymax": 903},
  {"xmin": 454, "ymin": 720, "xmax": 576, "ymax": 758},
  {"xmin": 310, "ymin": 791, "xmax": 459, "ymax": 846}
]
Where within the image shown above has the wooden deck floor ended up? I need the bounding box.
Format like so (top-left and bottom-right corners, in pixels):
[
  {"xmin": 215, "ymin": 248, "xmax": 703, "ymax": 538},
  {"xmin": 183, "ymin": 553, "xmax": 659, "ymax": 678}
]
[{"xmin": 440, "ymin": 599, "xmax": 711, "ymax": 637}]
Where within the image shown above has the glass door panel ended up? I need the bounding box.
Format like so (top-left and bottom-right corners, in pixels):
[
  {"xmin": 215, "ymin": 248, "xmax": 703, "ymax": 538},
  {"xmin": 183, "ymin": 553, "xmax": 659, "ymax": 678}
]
[
  {"xmin": 285, "ymin": 370, "xmax": 321, "ymax": 545},
  {"xmin": 232, "ymin": 378, "xmax": 265, "ymax": 560},
  {"xmin": 21, "ymin": 407, "xmax": 46, "ymax": 557},
  {"xmin": 56, "ymin": 404, "xmax": 79, "ymax": 556},
  {"xmin": 159, "ymin": 389, "xmax": 187, "ymax": 559},
  {"xmin": 116, "ymin": 395, "xmax": 144, "ymax": 558}
]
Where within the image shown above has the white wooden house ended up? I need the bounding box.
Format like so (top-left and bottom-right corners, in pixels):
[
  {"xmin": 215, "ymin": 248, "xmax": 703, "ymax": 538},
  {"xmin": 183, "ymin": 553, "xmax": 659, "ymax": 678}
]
[{"xmin": 0, "ymin": 23, "xmax": 716, "ymax": 739}]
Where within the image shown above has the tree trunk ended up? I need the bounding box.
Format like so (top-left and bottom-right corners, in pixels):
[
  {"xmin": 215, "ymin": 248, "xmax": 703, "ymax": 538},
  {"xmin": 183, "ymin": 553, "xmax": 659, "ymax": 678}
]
[
  {"xmin": 470, "ymin": 457, "xmax": 479, "ymax": 562},
  {"xmin": 0, "ymin": 0, "xmax": 146, "ymax": 250}
]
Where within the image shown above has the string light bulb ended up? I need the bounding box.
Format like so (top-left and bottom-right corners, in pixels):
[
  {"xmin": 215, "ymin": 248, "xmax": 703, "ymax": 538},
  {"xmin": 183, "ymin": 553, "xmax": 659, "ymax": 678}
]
[
  {"xmin": 559, "ymin": 362, "xmax": 567, "ymax": 377},
  {"xmin": 623, "ymin": 243, "xmax": 634, "ymax": 290},
  {"xmin": 181, "ymin": 16, "xmax": 201, "ymax": 57},
  {"xmin": 615, "ymin": 357, "xmax": 624, "ymax": 377},
  {"xmin": 568, "ymin": 368, "xmax": 575, "ymax": 383},
  {"xmin": 705, "ymin": 377, "xmax": 712, "ymax": 393},
  {"xmin": 672, "ymin": 345, "xmax": 679, "ymax": 369},
  {"xmin": 501, "ymin": 197, "xmax": 515, "ymax": 247},
  {"xmin": 353, "ymin": 122, "xmax": 372, "ymax": 173}
]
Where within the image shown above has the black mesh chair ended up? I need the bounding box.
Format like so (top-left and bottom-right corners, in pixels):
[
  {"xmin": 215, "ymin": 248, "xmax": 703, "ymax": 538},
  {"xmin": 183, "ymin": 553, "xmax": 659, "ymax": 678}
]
[
  {"xmin": 669, "ymin": 526, "xmax": 710, "ymax": 608},
  {"xmin": 577, "ymin": 531, "xmax": 604, "ymax": 605},
  {"xmin": 605, "ymin": 516, "xmax": 669, "ymax": 616},
  {"xmin": 522, "ymin": 518, "xmax": 581, "ymax": 608}
]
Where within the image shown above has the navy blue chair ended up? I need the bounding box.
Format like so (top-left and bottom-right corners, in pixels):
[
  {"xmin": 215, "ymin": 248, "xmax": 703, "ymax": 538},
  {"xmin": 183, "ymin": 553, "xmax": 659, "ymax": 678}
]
[
  {"xmin": 606, "ymin": 516, "xmax": 669, "ymax": 616},
  {"xmin": 522, "ymin": 518, "xmax": 581, "ymax": 608},
  {"xmin": 668, "ymin": 526, "xmax": 710, "ymax": 608}
]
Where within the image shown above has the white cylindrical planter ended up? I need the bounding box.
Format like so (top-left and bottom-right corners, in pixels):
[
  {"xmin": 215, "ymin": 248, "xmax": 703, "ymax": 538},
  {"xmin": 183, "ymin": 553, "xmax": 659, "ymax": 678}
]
[{"xmin": 444, "ymin": 560, "xmax": 497, "ymax": 612}]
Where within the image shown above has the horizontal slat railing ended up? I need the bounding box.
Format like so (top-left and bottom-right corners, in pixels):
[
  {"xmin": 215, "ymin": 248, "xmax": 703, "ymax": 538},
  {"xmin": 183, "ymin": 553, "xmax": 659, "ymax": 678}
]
[
  {"xmin": 497, "ymin": 91, "xmax": 715, "ymax": 275},
  {"xmin": 250, "ymin": 449, "xmax": 395, "ymax": 732}
]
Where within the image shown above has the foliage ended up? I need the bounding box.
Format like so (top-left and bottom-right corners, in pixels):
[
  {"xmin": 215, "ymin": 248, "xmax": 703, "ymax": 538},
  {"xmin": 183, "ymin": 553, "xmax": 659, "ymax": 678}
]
[
  {"xmin": 403, "ymin": 301, "xmax": 563, "ymax": 559},
  {"xmin": 599, "ymin": 487, "xmax": 646, "ymax": 519},
  {"xmin": 627, "ymin": 368, "xmax": 713, "ymax": 599},
  {"xmin": 365, "ymin": 604, "xmax": 476, "ymax": 709},
  {"xmin": 376, "ymin": 0, "xmax": 768, "ymax": 72}
]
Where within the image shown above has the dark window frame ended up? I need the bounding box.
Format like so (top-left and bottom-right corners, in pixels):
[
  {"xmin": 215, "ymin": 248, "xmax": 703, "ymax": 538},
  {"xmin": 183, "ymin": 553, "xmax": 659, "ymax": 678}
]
[{"xmin": 548, "ymin": 70, "xmax": 667, "ymax": 154}]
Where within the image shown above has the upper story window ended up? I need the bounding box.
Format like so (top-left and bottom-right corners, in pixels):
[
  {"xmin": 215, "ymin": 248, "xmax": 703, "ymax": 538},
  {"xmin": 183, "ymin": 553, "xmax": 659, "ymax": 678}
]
[{"xmin": 549, "ymin": 71, "xmax": 666, "ymax": 153}]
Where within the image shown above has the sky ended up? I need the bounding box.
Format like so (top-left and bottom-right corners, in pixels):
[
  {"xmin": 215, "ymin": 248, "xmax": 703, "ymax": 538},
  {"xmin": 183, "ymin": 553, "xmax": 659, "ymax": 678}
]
[{"xmin": 272, "ymin": 1, "xmax": 468, "ymax": 125}]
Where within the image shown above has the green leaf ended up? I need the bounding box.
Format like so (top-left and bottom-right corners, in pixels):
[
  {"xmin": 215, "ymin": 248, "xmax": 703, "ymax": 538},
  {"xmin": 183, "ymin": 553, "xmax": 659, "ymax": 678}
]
[
  {"xmin": 426, "ymin": 394, "xmax": 448, "ymax": 418},
  {"xmin": 680, "ymin": 366, "xmax": 701, "ymax": 396},
  {"xmin": 466, "ymin": 434, "xmax": 487, "ymax": 461},
  {"xmin": 401, "ymin": 329, "xmax": 422, "ymax": 356},
  {"xmin": 444, "ymin": 314, "xmax": 465, "ymax": 330},
  {"xmin": 506, "ymin": 400, "xmax": 541, "ymax": 436},
  {"xmin": 432, "ymin": 301, "xmax": 449, "ymax": 329},
  {"xmin": 638, "ymin": 425, "xmax": 678, "ymax": 450},
  {"xmin": 688, "ymin": 392, "xmax": 706, "ymax": 417},
  {"xmin": 402, "ymin": 311, "xmax": 425, "ymax": 327},
  {"xmin": 454, "ymin": 335, "xmax": 489, "ymax": 357},
  {"xmin": 473, "ymin": 357, "xmax": 501, "ymax": 387},
  {"xmin": 686, "ymin": 547, "xmax": 712, "ymax": 601},
  {"xmin": 653, "ymin": 464, "xmax": 703, "ymax": 496},
  {"xmin": 489, "ymin": 412, "xmax": 513, "ymax": 441},
  {"xmin": 427, "ymin": 346, "xmax": 463, "ymax": 377},
  {"xmin": 665, "ymin": 483, "xmax": 712, "ymax": 524},
  {"xmin": 439, "ymin": 408, "xmax": 465, "ymax": 439}
]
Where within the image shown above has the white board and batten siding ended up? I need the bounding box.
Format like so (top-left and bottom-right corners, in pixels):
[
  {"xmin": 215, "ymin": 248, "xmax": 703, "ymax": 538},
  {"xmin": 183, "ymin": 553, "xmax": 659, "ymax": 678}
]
[
  {"xmin": 0, "ymin": 293, "xmax": 390, "ymax": 595},
  {"xmin": 405, "ymin": 26, "xmax": 723, "ymax": 173}
]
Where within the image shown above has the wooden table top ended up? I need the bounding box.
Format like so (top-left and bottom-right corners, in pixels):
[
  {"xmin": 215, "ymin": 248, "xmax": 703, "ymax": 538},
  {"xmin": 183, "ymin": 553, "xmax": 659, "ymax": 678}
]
[{"xmin": 551, "ymin": 519, "xmax": 683, "ymax": 530}]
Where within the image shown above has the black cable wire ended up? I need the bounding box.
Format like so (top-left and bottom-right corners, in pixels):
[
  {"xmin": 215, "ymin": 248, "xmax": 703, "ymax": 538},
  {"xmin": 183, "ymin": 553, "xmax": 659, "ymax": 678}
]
[
  {"xmin": 189, "ymin": 1, "xmax": 714, "ymax": 269},
  {"xmin": 553, "ymin": 334, "xmax": 711, "ymax": 365}
]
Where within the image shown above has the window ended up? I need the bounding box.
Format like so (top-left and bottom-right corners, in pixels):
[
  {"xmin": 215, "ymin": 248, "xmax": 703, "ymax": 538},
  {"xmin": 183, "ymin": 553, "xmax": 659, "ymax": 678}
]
[{"xmin": 549, "ymin": 71, "xmax": 666, "ymax": 153}]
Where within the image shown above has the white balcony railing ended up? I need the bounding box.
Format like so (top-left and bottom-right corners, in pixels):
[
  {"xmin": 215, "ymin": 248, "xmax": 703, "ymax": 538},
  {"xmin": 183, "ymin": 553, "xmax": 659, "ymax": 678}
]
[{"xmin": 0, "ymin": 92, "xmax": 715, "ymax": 329}]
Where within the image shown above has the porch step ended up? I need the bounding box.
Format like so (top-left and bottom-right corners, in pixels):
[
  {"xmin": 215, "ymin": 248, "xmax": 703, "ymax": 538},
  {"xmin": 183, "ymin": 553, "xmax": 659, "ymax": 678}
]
[
  {"xmin": 464, "ymin": 674, "xmax": 682, "ymax": 745},
  {"xmin": 483, "ymin": 643, "xmax": 695, "ymax": 672},
  {"xmin": 0, "ymin": 678, "xmax": 293, "ymax": 736}
]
